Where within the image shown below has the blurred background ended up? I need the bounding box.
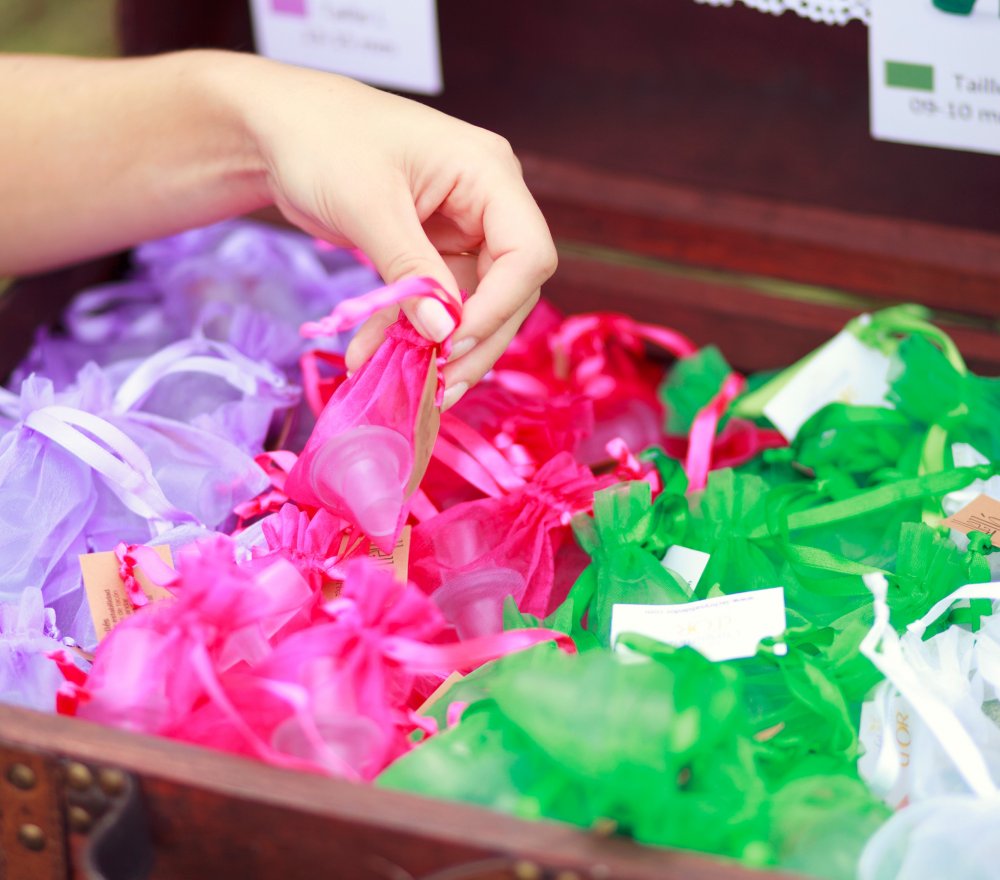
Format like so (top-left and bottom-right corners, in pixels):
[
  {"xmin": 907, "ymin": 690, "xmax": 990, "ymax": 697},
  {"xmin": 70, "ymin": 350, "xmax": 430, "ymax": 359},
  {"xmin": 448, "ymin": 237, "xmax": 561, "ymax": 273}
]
[{"xmin": 0, "ymin": 0, "xmax": 114, "ymax": 54}]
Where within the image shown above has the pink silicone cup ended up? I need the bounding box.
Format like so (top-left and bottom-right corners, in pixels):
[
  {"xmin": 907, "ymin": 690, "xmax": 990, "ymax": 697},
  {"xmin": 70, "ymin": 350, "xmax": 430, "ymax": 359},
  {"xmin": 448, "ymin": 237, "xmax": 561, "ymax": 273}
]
[
  {"xmin": 309, "ymin": 425, "xmax": 412, "ymax": 541},
  {"xmin": 431, "ymin": 567, "xmax": 526, "ymax": 639}
]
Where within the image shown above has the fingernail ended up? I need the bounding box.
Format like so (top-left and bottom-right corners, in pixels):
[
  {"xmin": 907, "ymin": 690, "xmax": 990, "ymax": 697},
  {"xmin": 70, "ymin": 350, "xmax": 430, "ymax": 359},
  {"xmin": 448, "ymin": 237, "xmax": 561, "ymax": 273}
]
[
  {"xmin": 441, "ymin": 381, "xmax": 469, "ymax": 412},
  {"xmin": 448, "ymin": 337, "xmax": 477, "ymax": 362},
  {"xmin": 413, "ymin": 298, "xmax": 456, "ymax": 343}
]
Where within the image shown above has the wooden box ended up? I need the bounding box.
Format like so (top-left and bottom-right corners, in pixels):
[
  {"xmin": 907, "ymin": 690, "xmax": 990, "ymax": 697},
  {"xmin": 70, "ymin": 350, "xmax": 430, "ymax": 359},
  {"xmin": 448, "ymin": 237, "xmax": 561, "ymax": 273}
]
[{"xmin": 1, "ymin": 2, "xmax": 998, "ymax": 877}]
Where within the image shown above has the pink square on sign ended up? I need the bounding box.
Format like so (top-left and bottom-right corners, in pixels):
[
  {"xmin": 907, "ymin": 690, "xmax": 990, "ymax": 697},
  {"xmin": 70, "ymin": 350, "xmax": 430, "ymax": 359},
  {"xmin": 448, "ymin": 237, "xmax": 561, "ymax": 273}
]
[{"xmin": 272, "ymin": 0, "xmax": 307, "ymax": 15}]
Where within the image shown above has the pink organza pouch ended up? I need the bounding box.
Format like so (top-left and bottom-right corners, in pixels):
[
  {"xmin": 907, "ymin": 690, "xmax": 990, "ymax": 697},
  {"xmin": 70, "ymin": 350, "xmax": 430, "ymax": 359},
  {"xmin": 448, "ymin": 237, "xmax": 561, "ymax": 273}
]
[
  {"xmin": 283, "ymin": 278, "xmax": 460, "ymax": 552},
  {"xmin": 410, "ymin": 449, "xmax": 603, "ymax": 635},
  {"xmin": 68, "ymin": 537, "xmax": 318, "ymax": 729},
  {"xmin": 67, "ymin": 545, "xmax": 570, "ymax": 780},
  {"xmin": 484, "ymin": 307, "xmax": 696, "ymax": 466}
]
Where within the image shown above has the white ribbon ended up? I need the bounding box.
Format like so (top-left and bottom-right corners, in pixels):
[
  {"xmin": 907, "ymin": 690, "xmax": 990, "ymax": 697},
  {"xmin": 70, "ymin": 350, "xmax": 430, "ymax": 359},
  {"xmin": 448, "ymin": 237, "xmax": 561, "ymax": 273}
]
[
  {"xmin": 113, "ymin": 337, "xmax": 293, "ymax": 413},
  {"xmin": 860, "ymin": 573, "xmax": 1000, "ymax": 799},
  {"xmin": 25, "ymin": 405, "xmax": 193, "ymax": 529}
]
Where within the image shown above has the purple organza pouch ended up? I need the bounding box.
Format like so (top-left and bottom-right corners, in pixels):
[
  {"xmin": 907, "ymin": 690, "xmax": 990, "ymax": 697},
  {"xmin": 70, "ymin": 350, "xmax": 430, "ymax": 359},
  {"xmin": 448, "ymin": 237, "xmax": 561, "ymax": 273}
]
[
  {"xmin": 12, "ymin": 220, "xmax": 380, "ymax": 388},
  {"xmin": 0, "ymin": 358, "xmax": 273, "ymax": 647},
  {"xmin": 144, "ymin": 220, "xmax": 378, "ymax": 369},
  {"xmin": 12, "ymin": 280, "xmax": 170, "ymax": 390},
  {"xmin": 109, "ymin": 337, "xmax": 299, "ymax": 454},
  {"xmin": 0, "ymin": 587, "xmax": 83, "ymax": 711}
]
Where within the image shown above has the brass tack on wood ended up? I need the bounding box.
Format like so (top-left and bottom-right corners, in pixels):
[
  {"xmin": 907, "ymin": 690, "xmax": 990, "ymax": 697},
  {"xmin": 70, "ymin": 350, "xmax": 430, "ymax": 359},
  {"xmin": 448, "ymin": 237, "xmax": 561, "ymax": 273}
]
[
  {"xmin": 512, "ymin": 861, "xmax": 543, "ymax": 880},
  {"xmin": 96, "ymin": 767, "xmax": 127, "ymax": 796},
  {"xmin": 67, "ymin": 805, "xmax": 93, "ymax": 834},
  {"xmin": 17, "ymin": 824, "xmax": 45, "ymax": 851},
  {"xmin": 65, "ymin": 762, "xmax": 93, "ymax": 791},
  {"xmin": 6, "ymin": 763, "xmax": 36, "ymax": 790},
  {"xmin": 97, "ymin": 767, "xmax": 127, "ymax": 797},
  {"xmin": 590, "ymin": 817, "xmax": 617, "ymax": 837}
]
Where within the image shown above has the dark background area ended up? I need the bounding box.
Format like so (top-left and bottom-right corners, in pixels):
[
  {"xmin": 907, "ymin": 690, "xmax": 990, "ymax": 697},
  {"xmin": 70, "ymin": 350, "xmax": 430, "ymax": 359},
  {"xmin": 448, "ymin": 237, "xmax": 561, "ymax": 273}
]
[{"xmin": 117, "ymin": 0, "xmax": 1000, "ymax": 235}]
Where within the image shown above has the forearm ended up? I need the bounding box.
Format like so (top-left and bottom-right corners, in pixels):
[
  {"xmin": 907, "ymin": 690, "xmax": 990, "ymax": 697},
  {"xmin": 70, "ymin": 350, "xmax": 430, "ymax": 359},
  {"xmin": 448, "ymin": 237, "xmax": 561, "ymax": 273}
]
[{"xmin": 0, "ymin": 51, "xmax": 269, "ymax": 275}]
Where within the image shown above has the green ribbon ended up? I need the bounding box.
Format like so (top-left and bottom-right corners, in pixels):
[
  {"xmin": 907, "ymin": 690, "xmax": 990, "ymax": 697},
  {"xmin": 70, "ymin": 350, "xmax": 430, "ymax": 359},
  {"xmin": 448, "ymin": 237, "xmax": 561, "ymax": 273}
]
[{"xmin": 754, "ymin": 464, "xmax": 998, "ymax": 538}]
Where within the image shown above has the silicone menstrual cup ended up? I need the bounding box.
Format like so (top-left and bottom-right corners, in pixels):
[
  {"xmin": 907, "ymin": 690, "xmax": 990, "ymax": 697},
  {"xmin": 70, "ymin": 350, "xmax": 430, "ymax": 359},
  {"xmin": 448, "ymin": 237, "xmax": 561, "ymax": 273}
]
[
  {"xmin": 310, "ymin": 425, "xmax": 412, "ymax": 540},
  {"xmin": 431, "ymin": 568, "xmax": 526, "ymax": 638}
]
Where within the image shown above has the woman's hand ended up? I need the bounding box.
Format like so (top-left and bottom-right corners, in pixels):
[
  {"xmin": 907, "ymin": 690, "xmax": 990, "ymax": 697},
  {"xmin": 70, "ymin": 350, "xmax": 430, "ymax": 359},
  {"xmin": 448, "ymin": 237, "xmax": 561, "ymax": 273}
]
[
  {"xmin": 0, "ymin": 50, "xmax": 557, "ymax": 407},
  {"xmin": 225, "ymin": 55, "xmax": 557, "ymax": 409}
]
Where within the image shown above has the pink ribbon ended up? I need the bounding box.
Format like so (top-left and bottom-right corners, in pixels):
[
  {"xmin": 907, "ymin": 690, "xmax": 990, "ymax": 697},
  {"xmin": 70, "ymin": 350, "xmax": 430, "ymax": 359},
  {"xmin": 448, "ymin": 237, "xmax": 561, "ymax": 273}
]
[
  {"xmin": 684, "ymin": 372, "xmax": 746, "ymax": 491},
  {"xmin": 430, "ymin": 415, "xmax": 528, "ymax": 499},
  {"xmin": 114, "ymin": 542, "xmax": 179, "ymax": 608},
  {"xmin": 382, "ymin": 628, "xmax": 575, "ymax": 673},
  {"xmin": 234, "ymin": 451, "xmax": 300, "ymax": 526},
  {"xmin": 299, "ymin": 350, "xmax": 348, "ymax": 418},
  {"xmin": 301, "ymin": 277, "xmax": 462, "ymax": 340}
]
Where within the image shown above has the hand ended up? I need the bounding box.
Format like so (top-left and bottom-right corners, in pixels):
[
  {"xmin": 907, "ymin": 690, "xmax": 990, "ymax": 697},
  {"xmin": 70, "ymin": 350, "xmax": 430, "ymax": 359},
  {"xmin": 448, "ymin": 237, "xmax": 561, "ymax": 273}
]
[{"xmin": 230, "ymin": 56, "xmax": 558, "ymax": 409}]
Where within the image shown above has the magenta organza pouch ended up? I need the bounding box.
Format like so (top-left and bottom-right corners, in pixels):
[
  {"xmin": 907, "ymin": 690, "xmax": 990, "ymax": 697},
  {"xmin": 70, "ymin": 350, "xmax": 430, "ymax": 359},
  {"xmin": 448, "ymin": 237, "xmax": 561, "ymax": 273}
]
[
  {"xmin": 441, "ymin": 386, "xmax": 594, "ymax": 483},
  {"xmin": 484, "ymin": 307, "xmax": 697, "ymax": 468},
  {"xmin": 69, "ymin": 549, "xmax": 571, "ymax": 780},
  {"xmin": 71, "ymin": 537, "xmax": 318, "ymax": 731},
  {"xmin": 284, "ymin": 278, "xmax": 460, "ymax": 552},
  {"xmin": 248, "ymin": 502, "xmax": 350, "ymax": 591},
  {"xmin": 410, "ymin": 450, "xmax": 602, "ymax": 635}
]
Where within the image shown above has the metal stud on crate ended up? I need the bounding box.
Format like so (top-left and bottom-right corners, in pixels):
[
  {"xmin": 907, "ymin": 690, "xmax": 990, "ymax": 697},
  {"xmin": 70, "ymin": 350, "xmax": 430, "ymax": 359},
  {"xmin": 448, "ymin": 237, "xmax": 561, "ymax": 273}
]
[{"xmin": 59, "ymin": 760, "xmax": 154, "ymax": 880}]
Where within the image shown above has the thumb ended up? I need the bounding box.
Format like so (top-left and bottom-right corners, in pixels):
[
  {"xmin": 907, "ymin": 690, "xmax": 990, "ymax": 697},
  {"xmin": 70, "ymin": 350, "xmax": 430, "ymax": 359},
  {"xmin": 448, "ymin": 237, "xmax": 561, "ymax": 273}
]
[{"xmin": 343, "ymin": 191, "xmax": 461, "ymax": 344}]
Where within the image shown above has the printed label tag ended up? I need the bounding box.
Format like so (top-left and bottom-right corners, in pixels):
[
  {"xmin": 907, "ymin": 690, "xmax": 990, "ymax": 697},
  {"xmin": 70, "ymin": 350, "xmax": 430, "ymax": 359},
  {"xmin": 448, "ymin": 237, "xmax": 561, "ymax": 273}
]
[
  {"xmin": 661, "ymin": 545, "xmax": 711, "ymax": 594},
  {"xmin": 322, "ymin": 524, "xmax": 411, "ymax": 600},
  {"xmin": 407, "ymin": 357, "xmax": 440, "ymax": 497},
  {"xmin": 763, "ymin": 330, "xmax": 893, "ymax": 441},
  {"xmin": 943, "ymin": 493, "xmax": 1000, "ymax": 549},
  {"xmin": 79, "ymin": 545, "xmax": 174, "ymax": 642},
  {"xmin": 870, "ymin": 0, "xmax": 1000, "ymax": 157},
  {"xmin": 859, "ymin": 695, "xmax": 914, "ymax": 809},
  {"xmin": 249, "ymin": 0, "xmax": 443, "ymax": 95},
  {"xmin": 416, "ymin": 670, "xmax": 464, "ymax": 715},
  {"xmin": 610, "ymin": 587, "xmax": 787, "ymax": 662}
]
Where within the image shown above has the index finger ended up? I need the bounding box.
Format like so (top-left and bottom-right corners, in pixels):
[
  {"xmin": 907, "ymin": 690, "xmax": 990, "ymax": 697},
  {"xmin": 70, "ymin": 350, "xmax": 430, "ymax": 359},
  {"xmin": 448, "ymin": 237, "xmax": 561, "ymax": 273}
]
[{"xmin": 449, "ymin": 175, "xmax": 557, "ymax": 352}]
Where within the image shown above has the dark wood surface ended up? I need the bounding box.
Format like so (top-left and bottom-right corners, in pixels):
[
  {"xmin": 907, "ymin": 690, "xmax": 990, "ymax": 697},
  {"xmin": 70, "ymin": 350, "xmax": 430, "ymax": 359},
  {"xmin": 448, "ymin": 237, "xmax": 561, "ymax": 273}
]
[
  {"xmin": 0, "ymin": 255, "xmax": 126, "ymax": 380},
  {"xmin": 0, "ymin": 704, "xmax": 798, "ymax": 880},
  {"xmin": 522, "ymin": 154, "xmax": 1000, "ymax": 328},
  {"xmin": 543, "ymin": 244, "xmax": 1000, "ymax": 376},
  {"xmin": 118, "ymin": 0, "xmax": 1000, "ymax": 239},
  {"xmin": 425, "ymin": 0, "xmax": 1000, "ymax": 236}
]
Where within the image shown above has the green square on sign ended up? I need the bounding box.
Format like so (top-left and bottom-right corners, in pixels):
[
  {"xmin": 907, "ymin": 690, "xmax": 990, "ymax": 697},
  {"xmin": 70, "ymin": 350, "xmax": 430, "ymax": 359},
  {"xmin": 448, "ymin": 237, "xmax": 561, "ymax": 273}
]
[{"xmin": 885, "ymin": 61, "xmax": 935, "ymax": 91}]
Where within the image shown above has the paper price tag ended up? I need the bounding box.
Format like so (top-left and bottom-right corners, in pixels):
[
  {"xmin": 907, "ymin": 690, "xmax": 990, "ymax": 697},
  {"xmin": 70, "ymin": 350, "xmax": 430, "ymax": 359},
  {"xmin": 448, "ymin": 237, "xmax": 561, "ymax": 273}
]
[
  {"xmin": 870, "ymin": 0, "xmax": 1000, "ymax": 157},
  {"xmin": 416, "ymin": 670, "xmax": 464, "ymax": 715},
  {"xmin": 249, "ymin": 0, "xmax": 443, "ymax": 95},
  {"xmin": 610, "ymin": 587, "xmax": 787, "ymax": 663},
  {"xmin": 323, "ymin": 525, "xmax": 411, "ymax": 600},
  {"xmin": 407, "ymin": 357, "xmax": 440, "ymax": 497},
  {"xmin": 661, "ymin": 545, "xmax": 711, "ymax": 594},
  {"xmin": 859, "ymin": 695, "xmax": 913, "ymax": 809},
  {"xmin": 763, "ymin": 330, "xmax": 892, "ymax": 441},
  {"xmin": 79, "ymin": 545, "xmax": 174, "ymax": 642},
  {"xmin": 943, "ymin": 493, "xmax": 1000, "ymax": 549}
]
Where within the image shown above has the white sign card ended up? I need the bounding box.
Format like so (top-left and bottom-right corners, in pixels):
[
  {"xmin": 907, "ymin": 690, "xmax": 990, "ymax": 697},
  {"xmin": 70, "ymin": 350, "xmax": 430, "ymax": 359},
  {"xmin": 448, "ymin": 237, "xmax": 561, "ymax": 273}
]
[
  {"xmin": 610, "ymin": 587, "xmax": 787, "ymax": 663},
  {"xmin": 249, "ymin": 0, "xmax": 443, "ymax": 95},
  {"xmin": 763, "ymin": 329, "xmax": 893, "ymax": 442},
  {"xmin": 661, "ymin": 545, "xmax": 711, "ymax": 594},
  {"xmin": 870, "ymin": 0, "xmax": 1000, "ymax": 156}
]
